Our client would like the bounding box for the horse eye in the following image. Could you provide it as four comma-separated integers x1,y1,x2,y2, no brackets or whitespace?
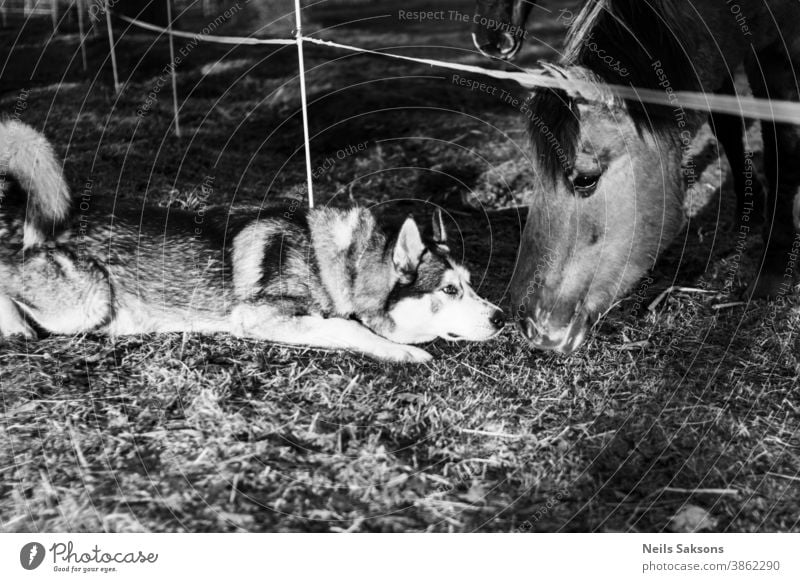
572,174,600,197
441,285,459,296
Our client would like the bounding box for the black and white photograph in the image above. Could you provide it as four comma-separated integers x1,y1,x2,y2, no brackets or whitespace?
0,0,799,578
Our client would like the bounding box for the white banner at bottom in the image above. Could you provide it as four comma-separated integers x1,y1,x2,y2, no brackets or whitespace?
1,533,798,581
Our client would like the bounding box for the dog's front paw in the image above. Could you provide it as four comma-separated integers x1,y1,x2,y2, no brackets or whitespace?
373,343,433,363
0,315,36,339
0,300,36,339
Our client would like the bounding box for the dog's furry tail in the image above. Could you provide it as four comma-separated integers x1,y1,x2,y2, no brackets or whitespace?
0,119,71,247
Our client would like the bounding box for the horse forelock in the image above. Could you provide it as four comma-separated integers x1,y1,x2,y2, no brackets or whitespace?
526,88,576,183
525,66,619,182
525,66,680,184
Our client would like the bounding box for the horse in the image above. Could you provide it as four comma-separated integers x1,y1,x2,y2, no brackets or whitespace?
496,0,799,354
472,0,763,233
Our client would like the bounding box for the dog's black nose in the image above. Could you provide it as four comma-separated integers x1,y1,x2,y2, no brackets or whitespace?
490,310,506,329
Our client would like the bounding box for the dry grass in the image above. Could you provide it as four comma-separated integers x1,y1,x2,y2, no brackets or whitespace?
1,0,799,532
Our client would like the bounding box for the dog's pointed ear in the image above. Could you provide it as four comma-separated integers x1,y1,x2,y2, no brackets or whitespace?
393,216,425,279
431,209,447,245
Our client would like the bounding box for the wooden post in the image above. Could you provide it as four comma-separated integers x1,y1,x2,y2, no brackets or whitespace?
165,0,180,137
104,0,120,92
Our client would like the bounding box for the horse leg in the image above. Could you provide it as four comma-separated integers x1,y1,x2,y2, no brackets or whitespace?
744,50,800,299
708,75,765,230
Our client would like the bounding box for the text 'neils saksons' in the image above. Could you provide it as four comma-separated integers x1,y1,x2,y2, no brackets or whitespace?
643,544,724,554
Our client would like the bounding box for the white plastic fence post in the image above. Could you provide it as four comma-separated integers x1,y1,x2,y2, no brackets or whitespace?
76,0,88,71
104,0,120,92
294,0,314,209
165,0,181,137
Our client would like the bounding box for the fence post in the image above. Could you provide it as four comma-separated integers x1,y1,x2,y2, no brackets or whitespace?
76,0,88,71
165,0,180,137
294,0,314,209
104,0,120,92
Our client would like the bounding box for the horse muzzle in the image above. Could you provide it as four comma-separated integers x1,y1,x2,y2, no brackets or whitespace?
471,31,522,60
517,308,591,355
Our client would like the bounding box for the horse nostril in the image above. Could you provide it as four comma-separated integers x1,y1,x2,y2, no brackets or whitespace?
478,42,500,58
490,310,506,329
517,317,536,341
498,32,517,55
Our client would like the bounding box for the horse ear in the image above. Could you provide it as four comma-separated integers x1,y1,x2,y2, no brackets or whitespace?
431,209,447,245
393,216,425,278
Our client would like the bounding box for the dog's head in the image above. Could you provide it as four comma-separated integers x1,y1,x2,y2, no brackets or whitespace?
383,210,505,344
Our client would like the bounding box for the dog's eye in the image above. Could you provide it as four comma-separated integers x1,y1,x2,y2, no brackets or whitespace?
571,173,600,197
441,285,459,296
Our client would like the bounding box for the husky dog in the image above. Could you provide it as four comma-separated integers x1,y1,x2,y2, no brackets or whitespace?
0,120,505,362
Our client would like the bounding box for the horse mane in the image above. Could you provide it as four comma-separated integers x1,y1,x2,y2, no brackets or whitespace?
565,0,690,90
528,0,691,181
